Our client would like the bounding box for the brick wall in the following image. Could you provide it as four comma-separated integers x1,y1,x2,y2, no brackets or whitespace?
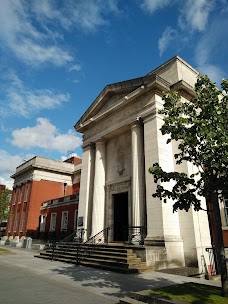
7,180,74,238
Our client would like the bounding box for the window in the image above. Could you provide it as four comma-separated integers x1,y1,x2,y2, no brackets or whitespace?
20,211,26,231
223,196,228,225
15,212,20,231
61,211,68,231
13,188,18,205
19,185,24,203
74,210,78,231
40,215,46,232
8,215,14,232
25,182,31,202
50,213,57,231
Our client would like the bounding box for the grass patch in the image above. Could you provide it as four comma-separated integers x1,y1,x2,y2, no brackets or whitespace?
0,247,14,255
150,283,228,304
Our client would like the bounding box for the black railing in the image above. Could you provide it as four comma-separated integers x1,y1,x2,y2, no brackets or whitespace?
39,229,76,242
50,227,110,263
50,231,76,261
76,227,110,265
206,246,220,276
124,226,146,245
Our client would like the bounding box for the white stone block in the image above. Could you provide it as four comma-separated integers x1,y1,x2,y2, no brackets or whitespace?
32,244,45,250
10,241,23,247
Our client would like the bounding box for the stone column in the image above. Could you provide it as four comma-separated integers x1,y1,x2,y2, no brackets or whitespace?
143,109,185,267
131,120,145,227
91,139,106,236
77,143,95,240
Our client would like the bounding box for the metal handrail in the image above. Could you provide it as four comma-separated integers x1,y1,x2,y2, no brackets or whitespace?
50,227,110,263
76,227,110,265
51,231,77,261
40,229,76,242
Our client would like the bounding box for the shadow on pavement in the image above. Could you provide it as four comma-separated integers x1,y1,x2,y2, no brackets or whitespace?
50,264,186,299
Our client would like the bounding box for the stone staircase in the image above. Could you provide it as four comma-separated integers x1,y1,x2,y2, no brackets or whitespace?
34,243,150,273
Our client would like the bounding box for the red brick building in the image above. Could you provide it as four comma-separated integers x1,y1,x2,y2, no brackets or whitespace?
39,192,79,240
7,156,81,239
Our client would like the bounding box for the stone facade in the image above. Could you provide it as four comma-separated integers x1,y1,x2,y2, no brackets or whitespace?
75,56,212,272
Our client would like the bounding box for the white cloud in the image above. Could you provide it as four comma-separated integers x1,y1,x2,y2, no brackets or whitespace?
69,64,82,72
15,40,73,66
0,1,73,67
141,0,214,31
196,64,224,85
0,0,120,67
140,0,172,13
158,27,178,56
178,0,214,32
0,149,26,189
72,79,80,84
61,153,79,162
0,72,70,118
54,0,120,31
194,11,228,84
156,0,215,56
10,118,82,154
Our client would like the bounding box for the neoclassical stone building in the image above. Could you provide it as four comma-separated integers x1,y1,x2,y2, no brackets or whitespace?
75,56,211,270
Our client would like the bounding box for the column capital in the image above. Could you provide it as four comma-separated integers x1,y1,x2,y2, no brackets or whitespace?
82,142,95,151
130,117,143,130
95,138,105,145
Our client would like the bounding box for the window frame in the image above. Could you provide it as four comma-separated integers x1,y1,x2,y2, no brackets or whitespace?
61,211,68,231
40,214,47,232
49,213,57,232
74,210,78,231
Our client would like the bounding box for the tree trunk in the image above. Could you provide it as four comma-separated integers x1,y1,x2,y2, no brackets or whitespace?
212,191,228,297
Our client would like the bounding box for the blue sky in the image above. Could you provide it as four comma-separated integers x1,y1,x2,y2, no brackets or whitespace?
0,0,227,188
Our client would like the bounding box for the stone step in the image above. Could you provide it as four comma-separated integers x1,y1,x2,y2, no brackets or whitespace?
45,248,137,259
40,248,142,263
35,254,139,273
119,297,145,303
37,251,145,269
39,249,140,261
55,244,135,254
35,243,148,273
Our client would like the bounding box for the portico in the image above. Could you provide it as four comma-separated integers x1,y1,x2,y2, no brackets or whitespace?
75,56,212,271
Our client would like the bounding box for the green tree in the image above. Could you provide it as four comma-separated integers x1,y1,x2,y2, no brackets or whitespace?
149,75,228,297
0,189,11,222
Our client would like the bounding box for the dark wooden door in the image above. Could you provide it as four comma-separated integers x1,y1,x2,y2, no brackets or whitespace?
113,192,128,241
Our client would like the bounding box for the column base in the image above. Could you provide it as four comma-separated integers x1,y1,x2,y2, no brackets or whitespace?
144,235,185,269
144,236,165,246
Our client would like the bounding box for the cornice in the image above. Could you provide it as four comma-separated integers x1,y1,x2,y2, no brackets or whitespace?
170,80,196,99
76,75,170,133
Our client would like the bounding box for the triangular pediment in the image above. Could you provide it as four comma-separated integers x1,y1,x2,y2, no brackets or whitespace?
75,73,170,131
75,55,198,133
75,78,145,127
84,88,134,121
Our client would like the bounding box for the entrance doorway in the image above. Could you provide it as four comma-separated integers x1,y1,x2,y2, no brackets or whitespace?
113,192,128,241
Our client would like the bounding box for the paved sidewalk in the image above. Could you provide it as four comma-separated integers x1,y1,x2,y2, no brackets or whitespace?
0,245,221,303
